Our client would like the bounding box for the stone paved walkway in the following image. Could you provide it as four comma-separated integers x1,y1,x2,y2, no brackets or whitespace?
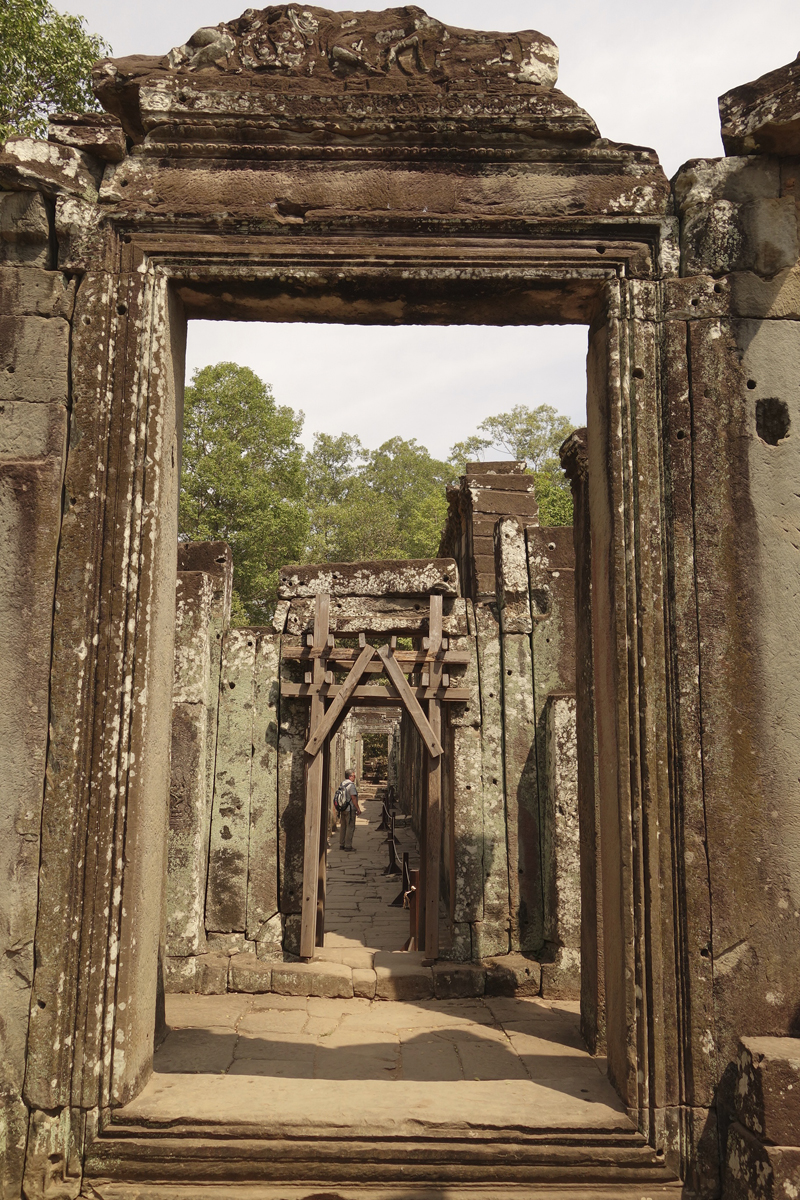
155,990,612,1092
323,786,419,952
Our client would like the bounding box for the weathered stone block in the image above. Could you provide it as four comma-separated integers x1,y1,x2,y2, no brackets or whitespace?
495,517,532,634
286,594,468,637
48,113,127,162
255,913,284,961
196,953,231,996
206,932,249,956
736,1037,800,1146
433,962,486,998
484,954,542,997
311,961,353,999
0,190,50,266
164,956,197,994
373,953,433,1001
0,316,69,404
353,967,377,999
0,136,101,198
674,156,780,213
0,265,74,318
228,953,272,994
681,196,799,278
720,55,800,157
270,961,315,997
724,1120,800,1200
279,558,458,598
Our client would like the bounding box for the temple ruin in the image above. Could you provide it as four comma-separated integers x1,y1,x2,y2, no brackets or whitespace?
2,5,800,1196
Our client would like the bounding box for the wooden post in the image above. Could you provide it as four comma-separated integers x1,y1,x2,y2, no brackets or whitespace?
425,594,443,962
300,592,329,959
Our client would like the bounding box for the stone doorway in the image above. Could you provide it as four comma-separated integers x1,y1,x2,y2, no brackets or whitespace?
4,2,760,1190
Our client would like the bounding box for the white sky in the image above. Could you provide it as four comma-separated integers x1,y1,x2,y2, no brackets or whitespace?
55,0,800,457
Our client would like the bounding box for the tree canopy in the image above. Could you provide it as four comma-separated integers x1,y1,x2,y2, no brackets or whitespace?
450,403,575,525
304,433,453,563
178,364,577,623
0,1,110,142
179,363,307,625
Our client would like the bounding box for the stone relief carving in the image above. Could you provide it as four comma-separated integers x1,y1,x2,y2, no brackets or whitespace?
166,4,559,88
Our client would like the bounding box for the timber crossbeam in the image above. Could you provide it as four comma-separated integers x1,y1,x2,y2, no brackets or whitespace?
284,683,469,701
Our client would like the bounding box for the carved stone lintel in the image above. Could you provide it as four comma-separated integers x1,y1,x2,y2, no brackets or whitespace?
161,5,560,89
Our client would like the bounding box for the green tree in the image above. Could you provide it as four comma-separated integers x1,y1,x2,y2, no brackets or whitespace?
304,433,454,563
0,1,110,142
180,363,307,625
450,403,576,526
363,436,453,556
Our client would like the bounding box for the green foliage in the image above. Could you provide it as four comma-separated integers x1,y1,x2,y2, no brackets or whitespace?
179,363,307,625
304,433,453,562
450,403,576,526
0,0,110,142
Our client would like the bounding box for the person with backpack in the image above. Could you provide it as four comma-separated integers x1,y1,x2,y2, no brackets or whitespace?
334,769,360,851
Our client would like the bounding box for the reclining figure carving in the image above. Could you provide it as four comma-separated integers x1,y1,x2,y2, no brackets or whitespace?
165,4,560,88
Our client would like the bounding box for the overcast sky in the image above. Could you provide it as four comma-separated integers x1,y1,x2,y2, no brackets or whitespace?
54,0,800,458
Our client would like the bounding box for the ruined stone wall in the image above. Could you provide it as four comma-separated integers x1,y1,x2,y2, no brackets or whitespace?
440,466,579,979
0,265,72,1193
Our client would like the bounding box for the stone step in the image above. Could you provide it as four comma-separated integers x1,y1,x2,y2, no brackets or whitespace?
216,951,545,1002
81,1185,684,1200
87,1074,676,1187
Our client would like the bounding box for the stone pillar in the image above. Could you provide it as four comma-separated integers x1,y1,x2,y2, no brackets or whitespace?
527,525,579,997
277,683,307,956
247,632,281,945
561,428,605,1051
205,629,257,932
167,570,216,956
472,603,512,959
0,266,71,1195
495,516,540,954
542,695,581,997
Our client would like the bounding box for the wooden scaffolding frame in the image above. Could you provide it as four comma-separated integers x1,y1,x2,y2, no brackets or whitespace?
283,592,469,961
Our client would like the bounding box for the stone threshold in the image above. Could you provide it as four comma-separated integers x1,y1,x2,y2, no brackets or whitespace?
167,948,547,1002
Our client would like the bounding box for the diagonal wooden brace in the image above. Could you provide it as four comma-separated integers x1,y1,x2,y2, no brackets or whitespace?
377,643,443,757
304,643,376,756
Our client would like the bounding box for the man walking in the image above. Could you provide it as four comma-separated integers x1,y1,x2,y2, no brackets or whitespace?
337,769,360,852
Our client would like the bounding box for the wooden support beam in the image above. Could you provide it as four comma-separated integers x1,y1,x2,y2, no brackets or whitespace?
376,644,443,756
281,646,471,666
282,682,469,702
425,594,444,962
304,643,377,756
300,592,329,960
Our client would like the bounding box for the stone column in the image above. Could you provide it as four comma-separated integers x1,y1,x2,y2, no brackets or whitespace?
527,525,579,997
247,632,281,946
167,570,216,957
542,694,581,997
205,629,257,933
561,428,605,1051
495,516,540,955
0,266,71,1195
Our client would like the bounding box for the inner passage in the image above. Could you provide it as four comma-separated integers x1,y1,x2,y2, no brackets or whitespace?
156,317,619,1145
323,714,421,954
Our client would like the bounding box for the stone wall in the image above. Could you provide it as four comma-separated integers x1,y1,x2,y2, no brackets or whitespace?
3,12,800,1191
438,468,579,977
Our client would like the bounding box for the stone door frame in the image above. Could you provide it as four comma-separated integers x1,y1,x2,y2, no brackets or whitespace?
26,217,710,1183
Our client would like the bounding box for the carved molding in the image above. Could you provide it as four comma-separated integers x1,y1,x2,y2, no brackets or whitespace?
165,4,560,89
